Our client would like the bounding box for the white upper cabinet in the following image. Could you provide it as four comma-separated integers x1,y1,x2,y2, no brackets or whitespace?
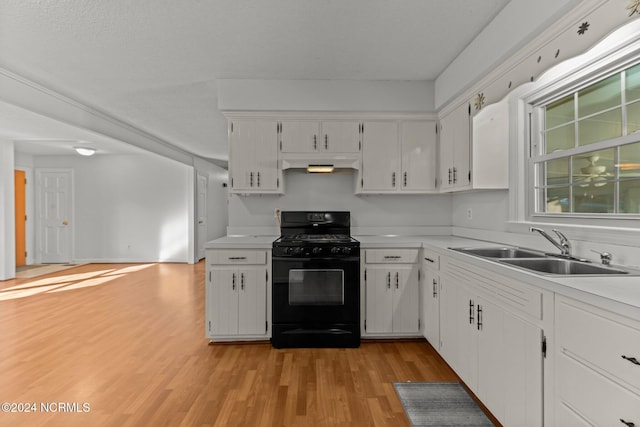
360,121,399,192
279,120,319,153
229,119,282,194
438,98,509,193
401,121,437,192
471,99,509,189
279,120,361,154
320,121,361,153
359,119,437,194
439,103,471,192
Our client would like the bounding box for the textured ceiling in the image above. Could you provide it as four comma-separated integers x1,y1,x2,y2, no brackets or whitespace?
0,0,511,161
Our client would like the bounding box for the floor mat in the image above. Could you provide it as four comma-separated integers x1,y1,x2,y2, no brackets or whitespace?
394,382,494,426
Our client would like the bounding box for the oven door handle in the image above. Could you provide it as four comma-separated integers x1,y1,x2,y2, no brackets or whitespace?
272,256,360,263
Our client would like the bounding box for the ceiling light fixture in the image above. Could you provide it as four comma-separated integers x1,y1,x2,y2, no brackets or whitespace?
74,146,96,156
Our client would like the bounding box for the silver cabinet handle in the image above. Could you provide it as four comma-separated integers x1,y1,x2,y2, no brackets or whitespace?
403,172,407,187
477,304,483,331
257,172,260,187
232,273,236,290
324,134,328,150
453,167,458,184
395,272,399,289
448,168,452,184
432,279,438,297
392,172,396,187
387,272,391,289
313,135,317,150
424,257,435,263
383,255,401,259
469,300,475,324
249,172,254,187
240,273,245,290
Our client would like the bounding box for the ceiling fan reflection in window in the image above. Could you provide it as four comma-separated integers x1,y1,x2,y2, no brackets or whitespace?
575,154,613,187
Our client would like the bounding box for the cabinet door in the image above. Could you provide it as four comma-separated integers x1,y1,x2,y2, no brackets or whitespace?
364,267,394,333
280,120,320,153
439,104,470,191
321,121,361,153
210,268,239,335
438,276,458,367
423,267,440,349
229,120,256,191
361,121,399,191
455,282,479,391
501,310,544,427
476,297,505,422
237,268,267,335
452,107,471,188
254,120,280,191
392,265,420,334
401,121,437,191
229,119,279,192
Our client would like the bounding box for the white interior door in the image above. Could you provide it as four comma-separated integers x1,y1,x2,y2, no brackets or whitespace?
196,172,208,261
36,169,73,264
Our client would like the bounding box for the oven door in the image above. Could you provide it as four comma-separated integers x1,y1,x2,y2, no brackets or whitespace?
272,255,359,324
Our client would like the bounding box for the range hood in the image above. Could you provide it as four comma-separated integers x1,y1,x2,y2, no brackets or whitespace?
281,153,360,172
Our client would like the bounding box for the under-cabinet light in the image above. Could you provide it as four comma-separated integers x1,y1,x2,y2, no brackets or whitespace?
306,164,334,173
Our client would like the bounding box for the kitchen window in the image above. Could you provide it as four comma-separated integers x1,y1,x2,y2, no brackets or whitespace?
530,62,640,216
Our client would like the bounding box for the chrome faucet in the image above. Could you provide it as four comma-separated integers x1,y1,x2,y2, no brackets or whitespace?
530,227,572,257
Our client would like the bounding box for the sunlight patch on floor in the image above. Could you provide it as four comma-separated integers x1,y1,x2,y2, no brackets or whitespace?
0,264,156,301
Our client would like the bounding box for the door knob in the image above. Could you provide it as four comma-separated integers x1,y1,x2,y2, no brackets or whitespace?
62,221,69,225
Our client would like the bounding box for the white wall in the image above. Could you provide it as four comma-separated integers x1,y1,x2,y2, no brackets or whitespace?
0,141,15,280
217,79,435,112
452,190,510,231
31,153,192,263
193,157,229,242
228,170,452,235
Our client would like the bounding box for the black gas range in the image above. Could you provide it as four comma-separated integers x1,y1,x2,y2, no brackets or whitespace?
271,211,360,348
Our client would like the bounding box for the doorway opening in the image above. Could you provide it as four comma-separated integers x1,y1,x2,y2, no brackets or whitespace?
14,170,26,267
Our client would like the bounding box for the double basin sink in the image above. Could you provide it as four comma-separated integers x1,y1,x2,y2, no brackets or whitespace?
450,246,634,276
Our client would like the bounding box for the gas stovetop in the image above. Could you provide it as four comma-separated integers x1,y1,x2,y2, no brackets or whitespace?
273,234,358,245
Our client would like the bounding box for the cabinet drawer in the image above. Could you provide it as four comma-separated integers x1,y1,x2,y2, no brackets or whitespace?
207,249,268,265
557,353,640,426
365,249,419,264
556,298,640,390
422,249,440,270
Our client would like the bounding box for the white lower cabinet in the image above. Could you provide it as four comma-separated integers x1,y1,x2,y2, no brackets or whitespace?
555,296,640,426
422,249,440,349
440,254,546,427
205,249,270,341
362,249,421,337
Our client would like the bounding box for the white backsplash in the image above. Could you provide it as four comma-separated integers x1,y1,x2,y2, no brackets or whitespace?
228,170,453,230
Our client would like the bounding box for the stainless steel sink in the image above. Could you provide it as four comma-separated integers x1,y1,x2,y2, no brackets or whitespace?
499,258,630,275
451,247,546,259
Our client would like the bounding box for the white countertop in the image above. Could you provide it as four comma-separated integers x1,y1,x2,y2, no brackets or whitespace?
205,235,278,249
205,234,640,320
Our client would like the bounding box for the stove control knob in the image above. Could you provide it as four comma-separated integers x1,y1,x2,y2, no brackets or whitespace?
292,247,302,255
331,247,339,254
342,247,352,254
312,247,322,255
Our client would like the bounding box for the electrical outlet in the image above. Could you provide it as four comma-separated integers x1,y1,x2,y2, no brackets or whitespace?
466,208,473,220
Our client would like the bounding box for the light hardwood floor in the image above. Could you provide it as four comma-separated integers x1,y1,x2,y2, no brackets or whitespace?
0,262,497,427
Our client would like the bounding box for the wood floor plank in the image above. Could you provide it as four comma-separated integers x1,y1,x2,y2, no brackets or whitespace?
0,262,498,426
